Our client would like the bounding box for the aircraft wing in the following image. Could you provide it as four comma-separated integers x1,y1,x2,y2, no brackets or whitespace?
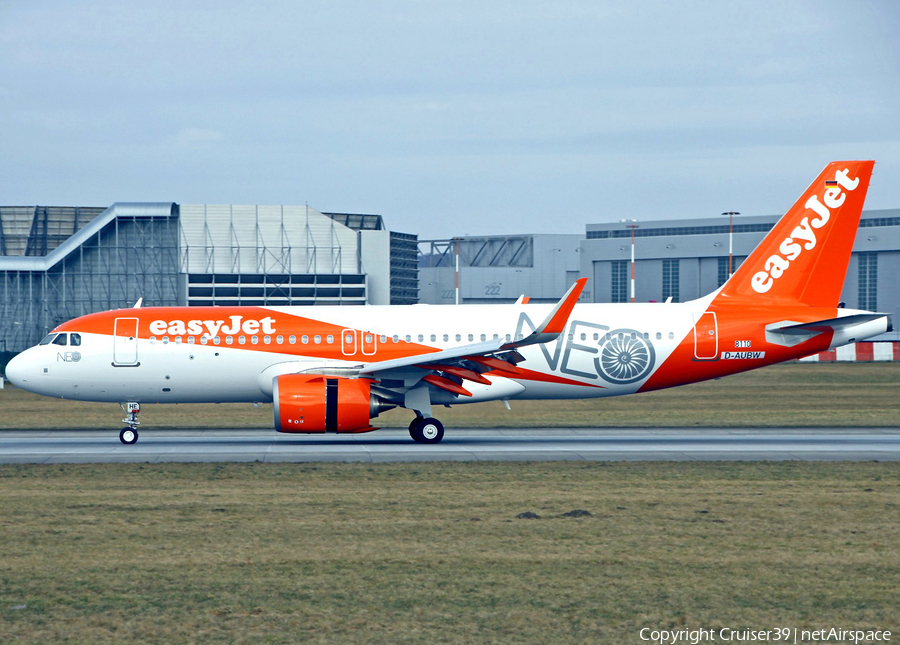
356,278,587,396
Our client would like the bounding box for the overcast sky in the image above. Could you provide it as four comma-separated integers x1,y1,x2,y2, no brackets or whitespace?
1,1,898,239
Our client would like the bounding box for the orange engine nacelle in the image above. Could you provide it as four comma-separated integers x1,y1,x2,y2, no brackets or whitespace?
273,374,376,433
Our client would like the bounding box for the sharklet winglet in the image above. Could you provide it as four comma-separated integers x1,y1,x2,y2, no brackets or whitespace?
501,277,586,350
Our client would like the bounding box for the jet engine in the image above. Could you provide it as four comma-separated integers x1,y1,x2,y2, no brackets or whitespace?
273,374,388,433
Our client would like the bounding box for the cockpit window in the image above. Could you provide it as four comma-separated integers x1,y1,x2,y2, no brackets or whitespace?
39,334,58,346
70,333,82,346
52,334,68,346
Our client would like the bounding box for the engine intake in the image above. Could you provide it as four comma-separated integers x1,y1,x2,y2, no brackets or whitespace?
273,374,381,433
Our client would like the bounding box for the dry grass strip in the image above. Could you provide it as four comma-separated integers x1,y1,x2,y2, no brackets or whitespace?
0,461,897,643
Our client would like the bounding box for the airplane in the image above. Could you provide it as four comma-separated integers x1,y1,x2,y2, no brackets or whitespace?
4,160,891,445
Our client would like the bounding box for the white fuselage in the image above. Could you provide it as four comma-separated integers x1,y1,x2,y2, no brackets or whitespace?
7,300,701,404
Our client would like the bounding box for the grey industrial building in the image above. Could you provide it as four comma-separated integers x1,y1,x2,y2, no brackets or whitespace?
2,200,898,361
418,234,583,305
0,203,417,355
417,209,900,341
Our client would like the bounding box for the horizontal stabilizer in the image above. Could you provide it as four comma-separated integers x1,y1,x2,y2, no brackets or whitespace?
771,313,889,336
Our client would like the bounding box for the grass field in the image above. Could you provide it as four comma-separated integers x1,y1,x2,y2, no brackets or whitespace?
1,362,898,430
0,461,897,643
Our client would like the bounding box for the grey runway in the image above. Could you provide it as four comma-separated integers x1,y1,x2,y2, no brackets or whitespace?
1,428,899,463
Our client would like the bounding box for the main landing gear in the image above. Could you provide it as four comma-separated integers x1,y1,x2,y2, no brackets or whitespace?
408,416,444,444
119,402,141,445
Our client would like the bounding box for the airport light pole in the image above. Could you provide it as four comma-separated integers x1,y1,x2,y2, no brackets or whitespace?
621,220,639,303
722,211,739,277
454,237,460,305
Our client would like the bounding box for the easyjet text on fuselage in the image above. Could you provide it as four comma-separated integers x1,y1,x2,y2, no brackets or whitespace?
148,315,277,338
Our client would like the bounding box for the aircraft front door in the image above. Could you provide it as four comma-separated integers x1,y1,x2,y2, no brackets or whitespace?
114,317,139,366
692,312,718,361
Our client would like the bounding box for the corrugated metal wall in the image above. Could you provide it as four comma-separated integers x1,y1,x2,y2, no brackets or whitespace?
179,204,359,275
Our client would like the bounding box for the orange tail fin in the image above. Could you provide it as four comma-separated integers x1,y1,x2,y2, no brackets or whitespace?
717,160,874,307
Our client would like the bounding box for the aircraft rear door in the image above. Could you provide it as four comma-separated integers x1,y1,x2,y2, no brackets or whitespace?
113,317,140,366
692,312,718,361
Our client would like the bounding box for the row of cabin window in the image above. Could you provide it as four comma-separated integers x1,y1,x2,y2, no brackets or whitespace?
145,330,677,347
149,335,335,346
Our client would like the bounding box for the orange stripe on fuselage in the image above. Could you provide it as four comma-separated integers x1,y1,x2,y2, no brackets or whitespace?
54,307,439,363
639,304,836,393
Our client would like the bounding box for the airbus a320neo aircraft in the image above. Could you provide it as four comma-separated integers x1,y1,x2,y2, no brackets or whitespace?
5,161,891,445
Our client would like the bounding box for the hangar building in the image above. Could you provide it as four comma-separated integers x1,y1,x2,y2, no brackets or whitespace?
418,234,582,305
0,203,417,354
418,210,899,341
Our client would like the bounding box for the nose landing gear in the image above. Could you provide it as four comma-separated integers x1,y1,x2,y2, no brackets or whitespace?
119,402,141,445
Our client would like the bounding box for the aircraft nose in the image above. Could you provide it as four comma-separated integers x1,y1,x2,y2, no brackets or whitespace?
4,351,28,388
